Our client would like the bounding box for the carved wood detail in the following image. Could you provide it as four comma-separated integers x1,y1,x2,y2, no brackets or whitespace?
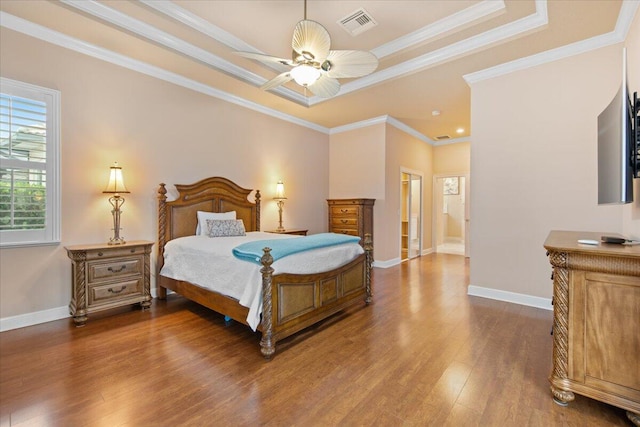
157,177,373,359
544,231,640,421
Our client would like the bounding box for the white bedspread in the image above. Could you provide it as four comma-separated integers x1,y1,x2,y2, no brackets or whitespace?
160,231,364,331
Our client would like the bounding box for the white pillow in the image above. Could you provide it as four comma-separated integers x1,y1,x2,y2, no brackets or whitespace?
195,210,236,235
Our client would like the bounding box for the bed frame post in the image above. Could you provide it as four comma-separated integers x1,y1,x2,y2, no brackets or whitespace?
259,247,275,359
157,183,168,300
364,233,373,304
255,190,261,231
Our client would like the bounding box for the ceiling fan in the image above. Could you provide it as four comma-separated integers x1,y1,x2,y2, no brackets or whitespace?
235,1,378,98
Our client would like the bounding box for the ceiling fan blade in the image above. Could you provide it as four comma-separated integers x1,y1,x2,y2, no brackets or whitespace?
292,20,330,63
235,51,294,66
307,75,340,98
261,72,293,91
323,50,379,78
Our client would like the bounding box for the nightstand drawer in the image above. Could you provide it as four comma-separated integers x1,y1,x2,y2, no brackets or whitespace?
331,217,358,227
88,257,143,282
89,279,143,305
330,206,359,216
84,245,147,261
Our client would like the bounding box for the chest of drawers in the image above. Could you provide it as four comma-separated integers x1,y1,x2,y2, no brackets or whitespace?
66,240,153,326
327,199,374,247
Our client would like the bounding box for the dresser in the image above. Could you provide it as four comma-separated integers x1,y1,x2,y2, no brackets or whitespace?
544,231,639,426
66,240,153,326
327,199,374,247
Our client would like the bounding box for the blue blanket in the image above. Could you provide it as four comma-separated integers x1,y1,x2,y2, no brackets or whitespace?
232,232,360,264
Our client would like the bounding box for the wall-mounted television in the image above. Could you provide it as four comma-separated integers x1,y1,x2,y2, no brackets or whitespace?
597,48,638,205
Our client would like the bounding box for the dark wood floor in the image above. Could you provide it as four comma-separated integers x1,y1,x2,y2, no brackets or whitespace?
0,254,632,426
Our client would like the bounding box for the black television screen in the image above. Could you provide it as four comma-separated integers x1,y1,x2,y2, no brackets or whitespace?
597,49,634,205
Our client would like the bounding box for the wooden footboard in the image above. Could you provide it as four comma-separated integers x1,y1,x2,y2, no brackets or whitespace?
259,234,373,359
157,177,373,359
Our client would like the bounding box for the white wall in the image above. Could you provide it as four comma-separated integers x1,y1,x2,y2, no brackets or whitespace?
469,42,638,304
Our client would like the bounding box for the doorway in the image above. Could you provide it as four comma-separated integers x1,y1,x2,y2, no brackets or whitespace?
400,170,423,261
433,174,468,256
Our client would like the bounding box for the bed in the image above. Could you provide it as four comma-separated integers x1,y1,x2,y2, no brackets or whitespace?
157,176,373,359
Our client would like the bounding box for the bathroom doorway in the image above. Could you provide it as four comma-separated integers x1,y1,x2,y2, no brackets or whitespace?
400,170,423,261
433,174,469,256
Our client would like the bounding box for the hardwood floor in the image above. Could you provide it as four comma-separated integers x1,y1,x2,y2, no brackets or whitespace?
0,254,632,426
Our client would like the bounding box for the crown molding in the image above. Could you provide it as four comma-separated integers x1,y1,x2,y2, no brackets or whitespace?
371,0,506,59
74,0,525,105
308,0,548,105
463,0,637,84
433,136,472,146
0,12,328,134
139,0,290,75
329,115,437,145
60,0,309,106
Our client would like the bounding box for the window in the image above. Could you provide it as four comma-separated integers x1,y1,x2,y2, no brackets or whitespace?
1,78,60,247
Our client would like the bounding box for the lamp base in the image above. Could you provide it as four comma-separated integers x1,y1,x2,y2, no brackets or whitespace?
108,237,126,245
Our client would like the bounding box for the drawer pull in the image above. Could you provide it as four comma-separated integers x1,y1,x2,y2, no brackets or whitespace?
340,209,348,213
130,249,135,253
341,219,348,224
108,286,127,294
108,265,127,273
98,252,103,257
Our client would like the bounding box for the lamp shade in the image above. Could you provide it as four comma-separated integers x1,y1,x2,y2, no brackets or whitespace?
275,180,286,199
103,162,130,194
290,65,321,86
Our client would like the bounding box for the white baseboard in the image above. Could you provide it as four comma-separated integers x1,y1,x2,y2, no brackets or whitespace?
0,305,70,332
373,258,401,268
467,285,552,311
0,287,175,333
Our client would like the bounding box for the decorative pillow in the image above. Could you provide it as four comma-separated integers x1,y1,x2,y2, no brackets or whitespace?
206,219,246,237
195,210,236,235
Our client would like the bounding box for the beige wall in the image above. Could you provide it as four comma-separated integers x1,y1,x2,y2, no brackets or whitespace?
0,29,330,320
329,123,433,262
469,42,638,300
433,142,471,175
623,10,640,236
329,123,386,201
383,124,434,260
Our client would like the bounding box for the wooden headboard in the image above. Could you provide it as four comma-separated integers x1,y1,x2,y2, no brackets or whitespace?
157,176,261,271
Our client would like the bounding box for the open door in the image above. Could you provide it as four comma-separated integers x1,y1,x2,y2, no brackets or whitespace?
401,171,423,260
433,174,469,256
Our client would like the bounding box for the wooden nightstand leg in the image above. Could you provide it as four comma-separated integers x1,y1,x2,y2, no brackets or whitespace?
140,299,151,310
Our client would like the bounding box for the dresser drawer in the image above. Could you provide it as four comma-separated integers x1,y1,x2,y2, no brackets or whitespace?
89,279,143,306
331,217,358,228
332,228,360,237
330,206,359,216
88,256,143,282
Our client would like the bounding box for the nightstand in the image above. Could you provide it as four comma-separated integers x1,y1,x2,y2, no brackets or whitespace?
66,240,153,326
264,229,308,236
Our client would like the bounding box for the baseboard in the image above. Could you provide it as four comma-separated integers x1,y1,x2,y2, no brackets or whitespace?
0,305,70,332
0,287,177,332
373,257,401,269
467,285,552,311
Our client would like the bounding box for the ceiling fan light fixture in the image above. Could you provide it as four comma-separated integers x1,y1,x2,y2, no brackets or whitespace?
290,64,321,86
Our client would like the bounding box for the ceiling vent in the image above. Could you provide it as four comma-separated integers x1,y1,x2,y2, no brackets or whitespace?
436,135,451,140
338,8,378,36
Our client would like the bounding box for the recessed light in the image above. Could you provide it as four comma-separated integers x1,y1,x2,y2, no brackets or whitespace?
456,128,464,134
432,110,441,116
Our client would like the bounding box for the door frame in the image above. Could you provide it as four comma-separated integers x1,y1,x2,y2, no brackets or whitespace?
400,167,424,260
432,172,470,257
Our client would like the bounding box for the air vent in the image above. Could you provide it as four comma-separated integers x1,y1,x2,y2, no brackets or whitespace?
436,135,451,140
338,8,378,36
